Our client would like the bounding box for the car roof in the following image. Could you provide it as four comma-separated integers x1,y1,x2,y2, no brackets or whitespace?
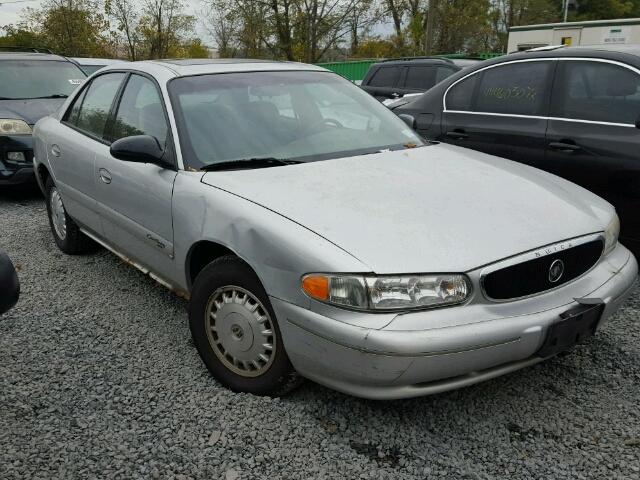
99,58,328,78
0,52,72,62
371,57,456,67
507,44,640,59
70,57,128,65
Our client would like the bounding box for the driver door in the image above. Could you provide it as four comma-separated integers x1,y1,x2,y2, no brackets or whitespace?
92,73,178,281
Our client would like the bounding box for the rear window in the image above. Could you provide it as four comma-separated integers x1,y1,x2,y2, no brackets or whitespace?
0,60,86,99
368,67,400,88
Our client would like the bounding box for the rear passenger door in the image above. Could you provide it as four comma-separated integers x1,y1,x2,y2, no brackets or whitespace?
52,72,126,235
441,60,555,169
362,66,402,101
93,73,178,281
546,59,640,252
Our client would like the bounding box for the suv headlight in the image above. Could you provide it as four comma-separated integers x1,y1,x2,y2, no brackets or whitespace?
0,119,32,135
302,273,471,311
603,214,620,256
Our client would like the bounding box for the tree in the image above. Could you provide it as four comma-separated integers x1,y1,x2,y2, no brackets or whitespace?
105,0,141,60
138,0,196,59
489,0,559,51
571,0,636,20
25,0,111,57
0,25,44,49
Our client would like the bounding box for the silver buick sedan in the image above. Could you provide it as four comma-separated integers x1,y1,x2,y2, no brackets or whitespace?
33,59,638,399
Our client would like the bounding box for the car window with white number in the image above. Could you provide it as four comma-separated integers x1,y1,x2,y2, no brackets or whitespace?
446,61,552,116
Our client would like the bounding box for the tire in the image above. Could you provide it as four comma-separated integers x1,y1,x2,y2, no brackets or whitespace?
45,177,95,255
189,255,302,396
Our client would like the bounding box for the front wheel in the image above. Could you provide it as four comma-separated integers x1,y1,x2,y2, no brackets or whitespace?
189,255,301,396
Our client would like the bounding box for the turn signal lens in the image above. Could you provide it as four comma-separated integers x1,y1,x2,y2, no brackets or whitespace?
302,275,329,301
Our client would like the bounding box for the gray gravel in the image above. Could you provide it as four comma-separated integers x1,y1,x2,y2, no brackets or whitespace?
1,189,639,480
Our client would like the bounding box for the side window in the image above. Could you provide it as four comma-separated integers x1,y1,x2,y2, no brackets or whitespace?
65,88,88,126
112,74,168,145
404,66,436,90
368,67,400,88
446,74,479,111
475,61,552,115
552,60,640,124
75,73,126,139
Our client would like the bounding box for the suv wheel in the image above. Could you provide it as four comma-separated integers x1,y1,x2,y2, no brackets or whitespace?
45,177,95,254
189,255,302,396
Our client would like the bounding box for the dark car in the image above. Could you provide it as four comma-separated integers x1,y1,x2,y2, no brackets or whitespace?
361,57,461,101
396,45,640,256
0,250,19,315
0,51,86,186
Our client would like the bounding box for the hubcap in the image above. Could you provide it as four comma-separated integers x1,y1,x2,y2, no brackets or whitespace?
205,286,276,377
50,188,67,240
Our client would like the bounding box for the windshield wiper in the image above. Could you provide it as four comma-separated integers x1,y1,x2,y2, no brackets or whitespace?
200,157,301,172
28,94,69,99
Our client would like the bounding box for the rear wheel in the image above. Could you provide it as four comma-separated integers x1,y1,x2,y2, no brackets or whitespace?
189,255,301,396
45,177,95,255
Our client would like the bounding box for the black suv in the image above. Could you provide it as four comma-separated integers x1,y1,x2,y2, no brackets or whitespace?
0,49,86,186
361,57,461,101
396,45,640,256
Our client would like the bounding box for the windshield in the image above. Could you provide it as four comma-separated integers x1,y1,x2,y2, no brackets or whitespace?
0,60,86,99
168,70,425,168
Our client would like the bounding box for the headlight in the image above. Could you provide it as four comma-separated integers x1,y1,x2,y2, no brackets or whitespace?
302,273,471,311
603,214,620,256
0,119,32,135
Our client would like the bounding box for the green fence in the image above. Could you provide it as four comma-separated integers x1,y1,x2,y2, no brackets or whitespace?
317,53,503,82
315,60,376,83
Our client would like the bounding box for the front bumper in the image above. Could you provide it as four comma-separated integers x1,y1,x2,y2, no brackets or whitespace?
272,243,638,400
0,134,35,186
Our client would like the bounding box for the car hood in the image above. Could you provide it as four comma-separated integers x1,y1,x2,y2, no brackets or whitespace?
0,98,66,126
202,144,613,273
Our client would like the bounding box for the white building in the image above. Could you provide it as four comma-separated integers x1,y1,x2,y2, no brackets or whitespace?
508,18,640,52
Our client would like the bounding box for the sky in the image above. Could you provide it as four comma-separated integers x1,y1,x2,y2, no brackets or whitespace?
0,0,213,43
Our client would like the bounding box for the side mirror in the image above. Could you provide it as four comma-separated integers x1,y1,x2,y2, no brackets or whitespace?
398,113,416,130
0,251,20,316
110,135,170,168
635,114,640,129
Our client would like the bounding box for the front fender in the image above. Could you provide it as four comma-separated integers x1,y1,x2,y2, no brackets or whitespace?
171,172,371,309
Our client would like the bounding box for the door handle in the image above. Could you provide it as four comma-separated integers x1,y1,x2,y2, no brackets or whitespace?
51,144,61,157
549,141,581,152
98,168,112,184
446,129,468,140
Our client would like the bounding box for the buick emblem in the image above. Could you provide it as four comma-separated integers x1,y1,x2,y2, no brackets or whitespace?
548,259,565,283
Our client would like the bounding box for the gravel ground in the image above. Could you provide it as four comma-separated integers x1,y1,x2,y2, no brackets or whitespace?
1,188,639,480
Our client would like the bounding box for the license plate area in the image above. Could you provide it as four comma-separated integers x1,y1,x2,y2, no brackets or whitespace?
536,303,604,358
